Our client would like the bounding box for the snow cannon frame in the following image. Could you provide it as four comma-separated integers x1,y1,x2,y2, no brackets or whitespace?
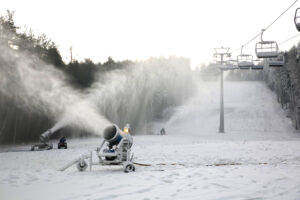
59,124,135,173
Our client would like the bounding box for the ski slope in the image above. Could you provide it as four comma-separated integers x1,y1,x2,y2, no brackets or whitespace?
164,81,296,140
1,81,300,200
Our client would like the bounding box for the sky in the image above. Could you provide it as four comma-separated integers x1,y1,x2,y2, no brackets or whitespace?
1,0,300,68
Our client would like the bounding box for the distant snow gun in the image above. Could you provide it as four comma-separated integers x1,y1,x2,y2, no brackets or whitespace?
59,123,135,173
30,129,55,151
40,129,54,143
160,128,166,135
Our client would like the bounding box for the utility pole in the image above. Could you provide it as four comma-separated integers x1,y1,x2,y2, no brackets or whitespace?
70,46,73,63
213,47,231,133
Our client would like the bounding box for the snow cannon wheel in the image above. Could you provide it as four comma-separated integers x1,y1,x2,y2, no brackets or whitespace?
123,163,135,173
77,160,88,172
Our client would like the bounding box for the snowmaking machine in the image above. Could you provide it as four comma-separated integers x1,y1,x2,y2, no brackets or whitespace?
30,129,54,151
59,124,135,173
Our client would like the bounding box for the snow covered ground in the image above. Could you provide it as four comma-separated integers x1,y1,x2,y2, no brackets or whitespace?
1,81,300,200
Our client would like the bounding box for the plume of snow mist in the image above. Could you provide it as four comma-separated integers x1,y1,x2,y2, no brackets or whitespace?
0,24,196,139
52,100,110,135
0,34,110,138
87,57,197,134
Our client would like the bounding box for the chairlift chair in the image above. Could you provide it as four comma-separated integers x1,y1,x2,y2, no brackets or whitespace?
220,59,239,70
255,29,279,58
268,52,285,67
238,55,253,69
295,8,300,31
237,46,253,70
252,59,264,70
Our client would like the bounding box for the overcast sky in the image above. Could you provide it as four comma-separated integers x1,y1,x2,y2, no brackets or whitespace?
1,0,300,67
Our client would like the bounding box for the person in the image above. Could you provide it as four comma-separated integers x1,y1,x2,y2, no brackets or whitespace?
160,128,166,135
58,136,67,149
59,136,66,143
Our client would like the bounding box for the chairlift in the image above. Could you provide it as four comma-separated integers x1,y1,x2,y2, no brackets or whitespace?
220,59,239,70
255,29,279,58
213,53,220,64
237,46,253,69
252,59,264,70
227,59,238,67
268,52,285,67
213,49,231,64
295,8,300,31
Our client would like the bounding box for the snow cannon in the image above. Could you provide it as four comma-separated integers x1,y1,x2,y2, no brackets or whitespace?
39,129,53,143
30,129,54,151
60,124,135,173
103,124,133,149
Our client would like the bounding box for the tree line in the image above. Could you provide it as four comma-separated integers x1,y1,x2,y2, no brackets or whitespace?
263,46,300,129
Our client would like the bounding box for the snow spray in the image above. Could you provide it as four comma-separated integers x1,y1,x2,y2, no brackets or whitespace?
0,34,110,137
0,26,197,139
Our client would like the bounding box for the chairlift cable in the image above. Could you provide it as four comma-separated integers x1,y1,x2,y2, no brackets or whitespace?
264,0,298,31
241,33,261,49
279,33,300,45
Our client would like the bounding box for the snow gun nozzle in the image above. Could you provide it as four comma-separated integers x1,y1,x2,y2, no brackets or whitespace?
39,129,53,143
103,124,132,147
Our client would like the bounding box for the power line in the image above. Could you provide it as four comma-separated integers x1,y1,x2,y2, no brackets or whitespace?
230,0,298,54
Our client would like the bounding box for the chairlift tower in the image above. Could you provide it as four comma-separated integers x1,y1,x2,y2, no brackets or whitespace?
214,47,231,133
